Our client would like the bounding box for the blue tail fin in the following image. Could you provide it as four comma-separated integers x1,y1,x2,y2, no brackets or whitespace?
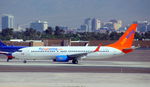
0,41,6,46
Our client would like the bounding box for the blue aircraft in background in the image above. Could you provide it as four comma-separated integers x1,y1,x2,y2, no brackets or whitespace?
0,41,26,62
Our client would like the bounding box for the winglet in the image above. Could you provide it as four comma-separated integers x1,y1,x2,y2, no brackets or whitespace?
94,43,102,52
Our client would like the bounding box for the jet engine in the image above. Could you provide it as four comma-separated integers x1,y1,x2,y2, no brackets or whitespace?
53,55,69,62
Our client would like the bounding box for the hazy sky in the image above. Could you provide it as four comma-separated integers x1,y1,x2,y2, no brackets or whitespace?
0,0,150,28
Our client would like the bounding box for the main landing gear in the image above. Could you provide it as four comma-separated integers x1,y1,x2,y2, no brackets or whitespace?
72,58,78,64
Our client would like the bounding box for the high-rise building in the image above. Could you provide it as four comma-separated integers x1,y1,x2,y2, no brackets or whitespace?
103,22,114,30
84,18,92,32
92,18,101,32
114,20,122,30
147,24,150,32
110,19,122,30
133,21,148,32
30,20,48,32
79,24,88,32
1,14,14,29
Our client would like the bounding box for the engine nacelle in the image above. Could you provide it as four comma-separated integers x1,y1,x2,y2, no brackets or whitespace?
54,55,69,62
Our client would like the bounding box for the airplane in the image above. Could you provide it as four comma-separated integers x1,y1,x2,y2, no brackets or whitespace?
0,24,138,64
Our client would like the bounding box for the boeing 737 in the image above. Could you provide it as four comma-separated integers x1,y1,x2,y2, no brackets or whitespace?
0,24,138,64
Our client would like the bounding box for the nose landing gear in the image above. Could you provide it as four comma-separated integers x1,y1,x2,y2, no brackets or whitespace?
23,60,27,63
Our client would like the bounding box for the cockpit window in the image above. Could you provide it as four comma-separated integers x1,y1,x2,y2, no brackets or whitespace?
17,50,22,52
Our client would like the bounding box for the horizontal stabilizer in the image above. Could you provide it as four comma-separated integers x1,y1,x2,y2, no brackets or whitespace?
122,48,133,54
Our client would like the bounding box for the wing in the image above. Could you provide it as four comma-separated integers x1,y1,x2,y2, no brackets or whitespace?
68,43,102,59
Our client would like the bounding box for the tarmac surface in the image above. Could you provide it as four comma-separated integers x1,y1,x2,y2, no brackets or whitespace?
0,60,150,73
0,73,150,87
0,49,150,87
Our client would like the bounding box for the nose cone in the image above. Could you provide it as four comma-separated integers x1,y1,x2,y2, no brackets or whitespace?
12,52,24,59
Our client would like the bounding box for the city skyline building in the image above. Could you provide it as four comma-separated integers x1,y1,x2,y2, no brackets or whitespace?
147,24,150,32
79,24,88,32
103,22,114,30
30,20,48,32
133,21,149,32
92,18,101,32
114,20,122,30
109,19,122,30
84,18,92,32
1,14,14,29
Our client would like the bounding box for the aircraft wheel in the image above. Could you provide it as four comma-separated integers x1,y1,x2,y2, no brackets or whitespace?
23,60,27,63
53,59,56,62
7,58,10,62
72,58,78,64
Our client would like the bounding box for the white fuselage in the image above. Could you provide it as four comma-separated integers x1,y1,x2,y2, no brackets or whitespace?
12,46,124,60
